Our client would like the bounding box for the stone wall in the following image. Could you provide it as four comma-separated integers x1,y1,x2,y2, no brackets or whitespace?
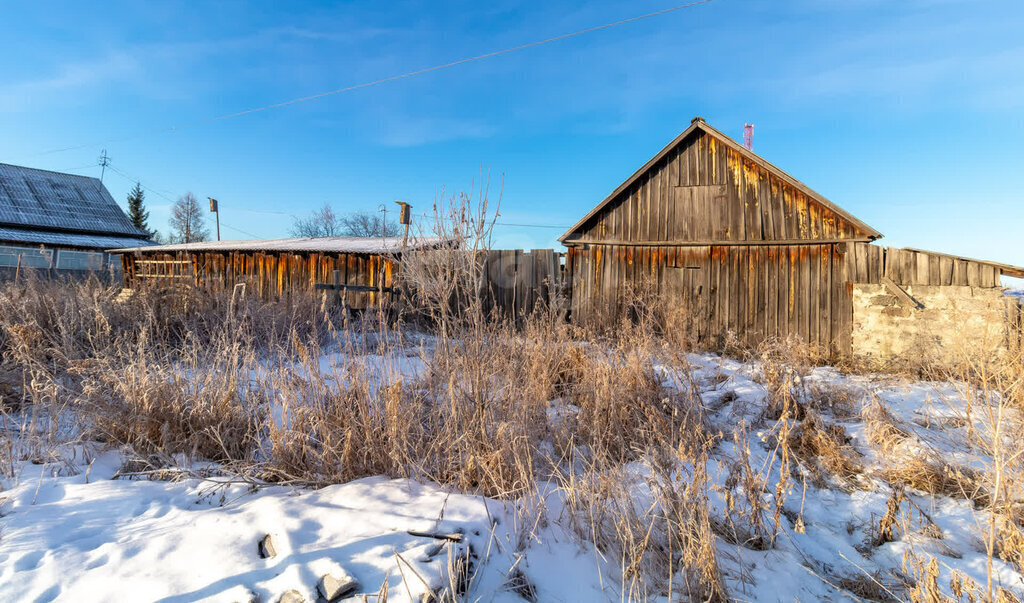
852,284,1019,363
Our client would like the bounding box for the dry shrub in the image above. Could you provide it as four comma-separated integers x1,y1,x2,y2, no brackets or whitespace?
863,400,911,453
70,337,266,462
805,382,859,419
995,514,1024,574
880,455,986,505
568,345,677,464
716,427,776,551
559,451,724,602
787,411,863,487
836,573,902,602
906,556,944,603
905,556,1022,603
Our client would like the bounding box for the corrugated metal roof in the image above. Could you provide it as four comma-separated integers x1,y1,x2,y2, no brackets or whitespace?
0,225,157,249
0,163,150,238
109,236,454,255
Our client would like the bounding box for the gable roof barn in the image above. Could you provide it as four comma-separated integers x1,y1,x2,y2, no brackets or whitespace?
559,117,882,245
0,163,153,249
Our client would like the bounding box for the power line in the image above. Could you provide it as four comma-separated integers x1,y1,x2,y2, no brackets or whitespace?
58,163,102,173
104,164,265,239
36,0,717,156
496,221,567,229
410,211,568,230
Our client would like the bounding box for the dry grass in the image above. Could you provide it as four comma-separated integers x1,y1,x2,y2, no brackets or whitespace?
786,410,863,487
2,199,1023,601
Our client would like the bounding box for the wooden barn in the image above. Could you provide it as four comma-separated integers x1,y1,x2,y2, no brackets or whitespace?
559,117,1024,355
110,236,449,309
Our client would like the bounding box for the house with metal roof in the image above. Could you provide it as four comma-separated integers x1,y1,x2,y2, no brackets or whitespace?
0,163,153,275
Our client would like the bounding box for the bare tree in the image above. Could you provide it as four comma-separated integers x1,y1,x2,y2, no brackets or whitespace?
169,192,210,244
339,211,400,237
290,205,399,238
289,203,344,237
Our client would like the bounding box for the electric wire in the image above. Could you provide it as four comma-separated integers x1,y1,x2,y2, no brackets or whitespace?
36,0,717,156
105,164,265,239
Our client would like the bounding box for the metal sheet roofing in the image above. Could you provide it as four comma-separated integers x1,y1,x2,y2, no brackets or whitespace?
0,225,157,249
0,163,150,238
109,236,453,255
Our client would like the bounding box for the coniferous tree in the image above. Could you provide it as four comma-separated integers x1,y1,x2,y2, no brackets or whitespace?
126,183,151,236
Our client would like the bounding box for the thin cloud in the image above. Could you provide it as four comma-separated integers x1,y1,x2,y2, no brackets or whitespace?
374,116,496,147
0,53,140,111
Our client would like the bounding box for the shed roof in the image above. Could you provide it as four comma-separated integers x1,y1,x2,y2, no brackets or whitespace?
0,226,159,250
0,163,151,242
109,236,453,255
559,117,882,243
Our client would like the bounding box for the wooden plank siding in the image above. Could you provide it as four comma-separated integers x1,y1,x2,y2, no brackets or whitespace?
567,242,852,354
847,243,1010,288
563,131,874,246
126,248,567,318
124,250,395,309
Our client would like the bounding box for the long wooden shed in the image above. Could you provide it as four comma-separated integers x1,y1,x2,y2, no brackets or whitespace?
110,236,449,309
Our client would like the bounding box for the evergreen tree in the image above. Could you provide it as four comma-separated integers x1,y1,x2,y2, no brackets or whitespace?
126,183,151,237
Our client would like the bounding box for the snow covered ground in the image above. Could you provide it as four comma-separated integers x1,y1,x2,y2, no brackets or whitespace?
1,350,1021,602
0,449,604,603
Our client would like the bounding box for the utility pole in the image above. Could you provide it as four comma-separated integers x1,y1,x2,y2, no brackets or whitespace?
208,197,221,241
98,149,111,182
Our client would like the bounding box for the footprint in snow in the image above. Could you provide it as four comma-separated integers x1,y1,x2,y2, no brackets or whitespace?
84,552,110,570
14,550,45,572
32,583,61,603
31,483,66,505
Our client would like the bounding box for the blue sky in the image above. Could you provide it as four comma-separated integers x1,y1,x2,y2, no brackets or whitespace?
1,0,1022,276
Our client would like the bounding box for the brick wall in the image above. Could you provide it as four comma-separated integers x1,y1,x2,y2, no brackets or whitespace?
852,284,1016,363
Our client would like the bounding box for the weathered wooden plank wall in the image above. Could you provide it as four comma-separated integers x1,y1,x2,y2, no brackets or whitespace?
567,242,851,353
124,250,394,309
566,130,873,245
481,249,565,320
124,248,567,318
846,243,1003,287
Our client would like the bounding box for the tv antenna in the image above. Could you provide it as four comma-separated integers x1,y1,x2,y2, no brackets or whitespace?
98,149,111,182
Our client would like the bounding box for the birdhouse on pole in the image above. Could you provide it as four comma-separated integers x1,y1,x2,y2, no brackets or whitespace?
394,201,411,225
394,201,411,251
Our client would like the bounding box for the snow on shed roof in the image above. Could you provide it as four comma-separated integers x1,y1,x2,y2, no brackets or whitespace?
109,236,454,255
0,226,157,250
0,163,150,239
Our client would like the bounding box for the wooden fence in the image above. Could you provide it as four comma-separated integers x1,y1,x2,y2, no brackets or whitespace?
120,243,1018,356
122,247,566,318
481,249,566,320
846,243,1004,287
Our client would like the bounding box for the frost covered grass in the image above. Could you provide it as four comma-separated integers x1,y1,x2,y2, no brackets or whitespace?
2,274,1022,602
1,188,1022,602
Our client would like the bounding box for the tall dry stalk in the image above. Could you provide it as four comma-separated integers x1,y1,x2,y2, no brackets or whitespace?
941,342,1024,600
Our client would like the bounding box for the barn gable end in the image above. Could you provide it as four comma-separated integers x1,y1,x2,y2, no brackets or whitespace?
559,118,881,245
